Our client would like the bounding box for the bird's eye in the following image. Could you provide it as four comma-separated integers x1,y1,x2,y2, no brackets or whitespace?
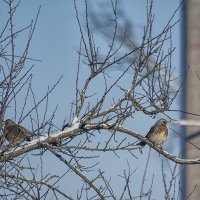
162,121,167,125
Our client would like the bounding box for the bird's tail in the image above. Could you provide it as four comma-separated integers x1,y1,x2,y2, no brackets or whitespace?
137,141,146,146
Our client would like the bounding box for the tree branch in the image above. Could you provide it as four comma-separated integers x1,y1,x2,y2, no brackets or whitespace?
1,121,200,165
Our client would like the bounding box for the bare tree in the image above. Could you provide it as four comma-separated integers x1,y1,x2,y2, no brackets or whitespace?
0,0,198,199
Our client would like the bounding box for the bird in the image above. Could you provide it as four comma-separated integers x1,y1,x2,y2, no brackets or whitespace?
137,119,168,147
3,119,34,145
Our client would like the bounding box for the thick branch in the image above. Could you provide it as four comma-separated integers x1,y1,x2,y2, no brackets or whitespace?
0,122,80,162
1,122,200,165
84,123,200,165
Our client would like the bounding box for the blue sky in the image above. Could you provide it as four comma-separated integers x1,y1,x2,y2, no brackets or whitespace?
1,0,182,199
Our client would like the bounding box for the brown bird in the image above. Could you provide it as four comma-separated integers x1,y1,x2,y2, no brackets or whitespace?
138,119,168,146
3,119,33,145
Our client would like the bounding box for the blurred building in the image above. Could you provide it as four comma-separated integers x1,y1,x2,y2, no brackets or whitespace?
184,0,200,199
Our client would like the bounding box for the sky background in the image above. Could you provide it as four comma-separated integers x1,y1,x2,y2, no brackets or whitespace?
1,0,182,199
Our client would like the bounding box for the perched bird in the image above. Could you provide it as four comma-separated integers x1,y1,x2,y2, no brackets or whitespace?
3,119,33,145
137,119,168,147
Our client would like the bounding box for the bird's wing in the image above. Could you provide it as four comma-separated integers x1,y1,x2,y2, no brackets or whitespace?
9,125,21,136
165,127,168,136
145,125,158,138
18,125,33,137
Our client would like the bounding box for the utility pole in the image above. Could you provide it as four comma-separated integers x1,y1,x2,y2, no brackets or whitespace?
185,0,200,198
